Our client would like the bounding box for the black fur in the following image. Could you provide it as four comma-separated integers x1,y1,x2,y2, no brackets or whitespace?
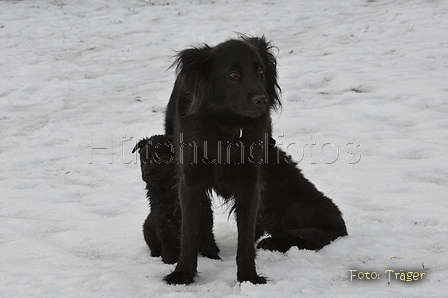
138,36,348,285
255,139,348,252
163,36,280,285
136,135,347,258
132,135,220,264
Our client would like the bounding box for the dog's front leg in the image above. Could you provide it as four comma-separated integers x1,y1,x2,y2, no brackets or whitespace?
234,173,267,284
164,177,204,285
199,196,220,260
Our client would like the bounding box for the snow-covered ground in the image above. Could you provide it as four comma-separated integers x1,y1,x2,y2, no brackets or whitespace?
1,0,447,297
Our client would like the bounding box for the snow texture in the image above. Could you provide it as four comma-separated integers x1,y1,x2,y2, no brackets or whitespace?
1,0,447,297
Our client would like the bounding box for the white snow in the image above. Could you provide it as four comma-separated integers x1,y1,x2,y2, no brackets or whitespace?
1,0,448,297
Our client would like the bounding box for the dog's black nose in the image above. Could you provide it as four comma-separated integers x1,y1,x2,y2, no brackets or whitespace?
252,94,267,107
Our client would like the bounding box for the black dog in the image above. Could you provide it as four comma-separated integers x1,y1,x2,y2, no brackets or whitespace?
136,135,347,256
132,135,220,264
255,139,348,252
163,36,281,285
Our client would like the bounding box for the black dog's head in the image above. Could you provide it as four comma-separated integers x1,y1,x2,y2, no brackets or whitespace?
173,35,281,118
132,135,175,185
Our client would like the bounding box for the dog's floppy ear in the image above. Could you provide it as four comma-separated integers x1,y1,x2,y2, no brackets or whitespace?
173,45,213,115
243,36,281,110
132,138,149,154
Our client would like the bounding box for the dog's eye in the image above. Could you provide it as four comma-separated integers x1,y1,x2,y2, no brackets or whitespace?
228,71,240,79
257,68,264,76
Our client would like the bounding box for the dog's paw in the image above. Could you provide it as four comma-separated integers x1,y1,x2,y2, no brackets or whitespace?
161,250,180,264
286,228,332,250
238,274,267,285
257,237,278,251
257,237,291,253
200,243,221,260
150,250,161,258
164,270,196,285
201,250,221,260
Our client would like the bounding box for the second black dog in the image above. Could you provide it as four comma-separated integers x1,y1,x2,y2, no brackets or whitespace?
255,139,348,252
133,135,220,264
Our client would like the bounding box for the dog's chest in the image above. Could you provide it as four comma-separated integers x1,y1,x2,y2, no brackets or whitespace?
199,142,264,166
211,163,259,199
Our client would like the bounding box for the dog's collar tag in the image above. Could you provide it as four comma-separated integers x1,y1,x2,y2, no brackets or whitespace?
239,128,243,138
